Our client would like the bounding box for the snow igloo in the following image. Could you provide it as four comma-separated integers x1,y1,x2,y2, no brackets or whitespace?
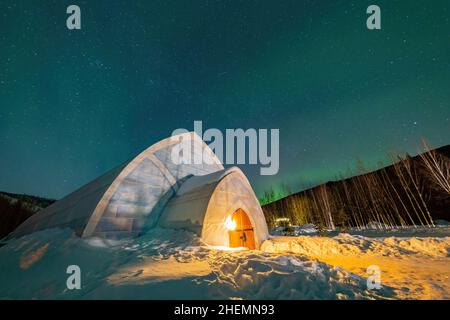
11,132,269,249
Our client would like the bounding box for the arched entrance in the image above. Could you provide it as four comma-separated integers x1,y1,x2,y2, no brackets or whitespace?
228,208,256,249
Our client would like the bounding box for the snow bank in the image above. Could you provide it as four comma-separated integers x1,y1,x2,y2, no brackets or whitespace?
0,227,395,300
203,251,394,299
261,233,450,299
261,234,450,258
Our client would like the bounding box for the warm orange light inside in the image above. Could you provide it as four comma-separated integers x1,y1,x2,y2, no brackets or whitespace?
225,216,236,231
227,209,256,250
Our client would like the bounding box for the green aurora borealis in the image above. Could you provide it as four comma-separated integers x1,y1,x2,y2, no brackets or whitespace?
0,0,449,199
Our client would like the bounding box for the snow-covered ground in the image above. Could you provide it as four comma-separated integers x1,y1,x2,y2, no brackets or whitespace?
263,230,450,299
0,223,449,300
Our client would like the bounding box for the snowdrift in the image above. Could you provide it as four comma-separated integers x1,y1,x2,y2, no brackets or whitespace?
262,234,450,258
0,227,395,300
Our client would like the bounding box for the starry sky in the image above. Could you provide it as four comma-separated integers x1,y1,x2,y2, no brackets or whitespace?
0,0,449,199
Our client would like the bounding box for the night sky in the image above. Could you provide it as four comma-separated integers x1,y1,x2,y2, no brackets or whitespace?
0,0,449,199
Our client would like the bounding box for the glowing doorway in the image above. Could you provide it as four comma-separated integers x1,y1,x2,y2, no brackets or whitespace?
228,209,256,249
